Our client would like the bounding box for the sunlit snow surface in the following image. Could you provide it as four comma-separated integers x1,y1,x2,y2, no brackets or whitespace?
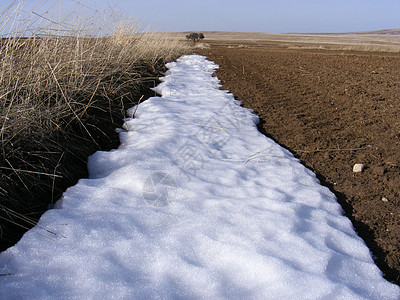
1,55,399,299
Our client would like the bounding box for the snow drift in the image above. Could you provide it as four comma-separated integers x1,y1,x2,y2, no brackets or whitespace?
0,55,399,299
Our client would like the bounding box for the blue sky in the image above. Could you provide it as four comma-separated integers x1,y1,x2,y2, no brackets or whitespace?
114,0,400,33
1,0,399,33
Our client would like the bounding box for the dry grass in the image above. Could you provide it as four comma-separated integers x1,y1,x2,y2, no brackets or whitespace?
0,1,190,248
174,31,400,53
286,43,400,53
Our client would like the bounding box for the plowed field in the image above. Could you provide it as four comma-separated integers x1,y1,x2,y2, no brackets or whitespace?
198,45,400,285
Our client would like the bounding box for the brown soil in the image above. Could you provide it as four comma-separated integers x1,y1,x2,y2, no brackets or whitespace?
197,45,400,285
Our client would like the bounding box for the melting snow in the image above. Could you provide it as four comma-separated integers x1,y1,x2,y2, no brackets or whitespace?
0,55,399,299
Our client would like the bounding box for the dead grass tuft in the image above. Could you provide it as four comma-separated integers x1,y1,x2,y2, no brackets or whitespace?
0,0,190,249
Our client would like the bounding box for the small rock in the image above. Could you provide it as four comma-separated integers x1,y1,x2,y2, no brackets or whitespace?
382,197,389,202
353,163,364,173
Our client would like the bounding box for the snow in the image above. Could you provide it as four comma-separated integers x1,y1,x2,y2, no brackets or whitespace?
1,54,399,299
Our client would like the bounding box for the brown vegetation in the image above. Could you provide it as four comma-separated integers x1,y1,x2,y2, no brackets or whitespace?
0,1,189,250
191,31,400,53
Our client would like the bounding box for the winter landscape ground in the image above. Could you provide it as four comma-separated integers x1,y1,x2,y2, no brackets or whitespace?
1,54,399,299
197,39,400,285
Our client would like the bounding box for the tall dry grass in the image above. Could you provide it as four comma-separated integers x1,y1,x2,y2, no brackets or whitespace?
0,0,190,249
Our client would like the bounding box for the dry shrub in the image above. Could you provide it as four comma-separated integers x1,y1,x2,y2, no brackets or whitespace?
0,0,190,248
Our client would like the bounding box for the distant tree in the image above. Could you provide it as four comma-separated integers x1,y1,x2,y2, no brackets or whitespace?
186,32,205,43
186,32,199,42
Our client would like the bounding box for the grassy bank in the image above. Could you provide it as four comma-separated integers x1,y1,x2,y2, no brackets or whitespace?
0,1,190,249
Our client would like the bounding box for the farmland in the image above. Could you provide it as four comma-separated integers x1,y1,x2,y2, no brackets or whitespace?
1,18,399,290
197,32,400,284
